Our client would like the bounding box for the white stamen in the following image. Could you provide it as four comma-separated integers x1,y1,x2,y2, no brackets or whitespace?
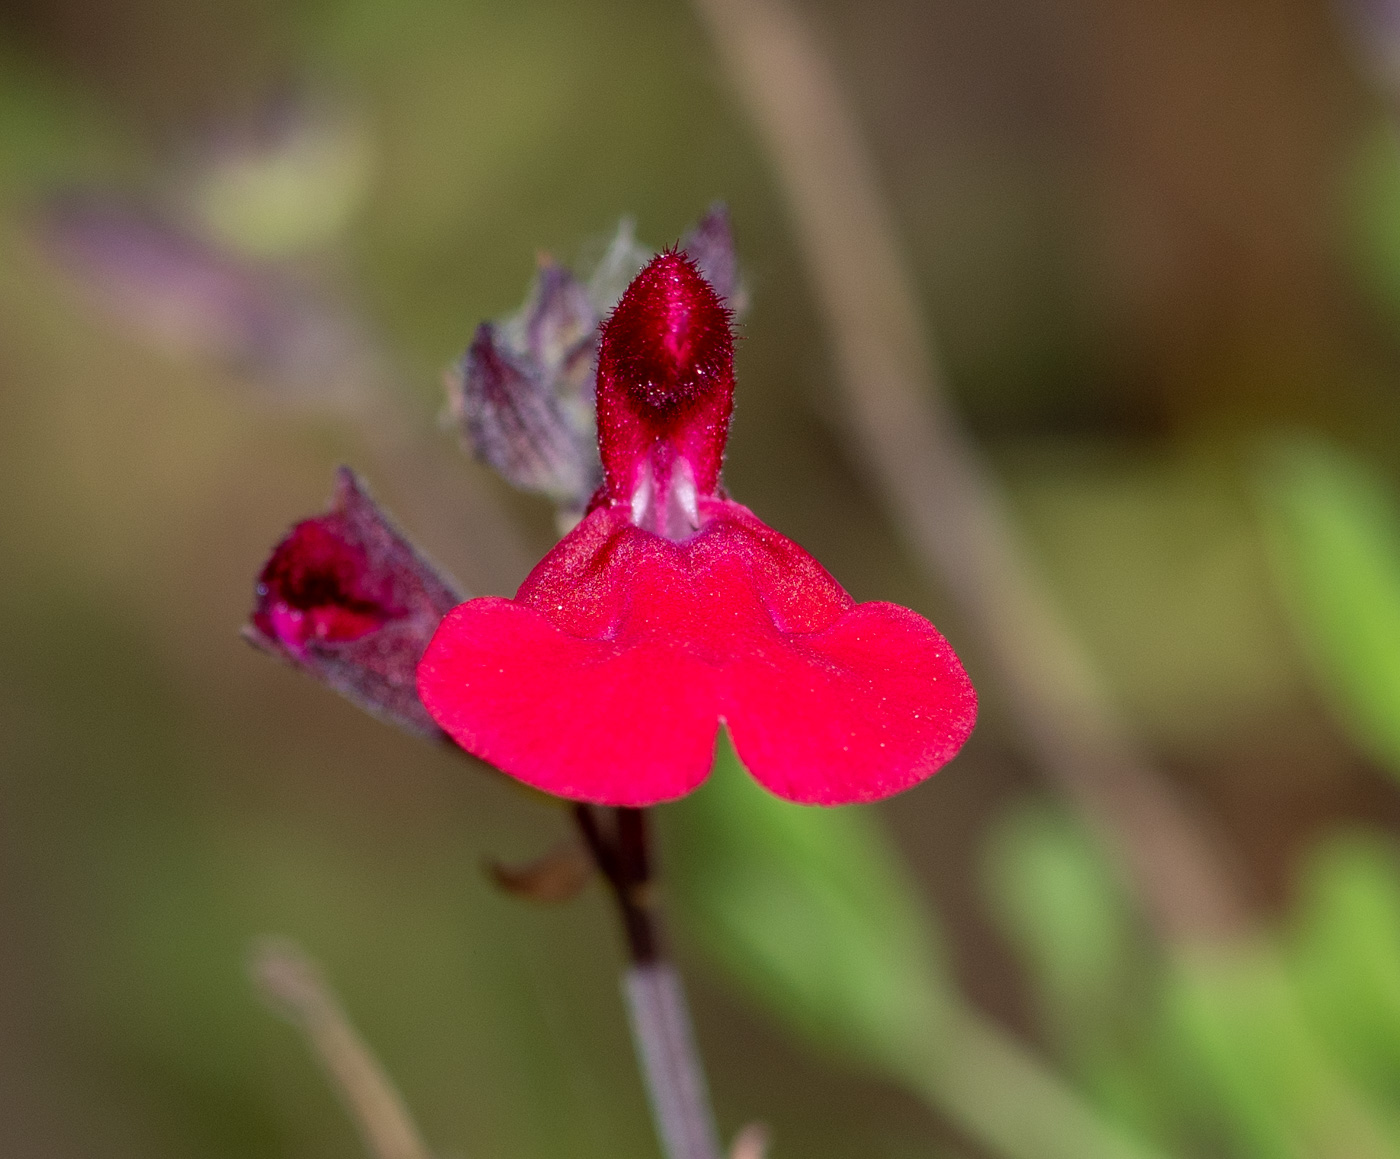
630,456,703,540
666,459,700,539
631,464,655,527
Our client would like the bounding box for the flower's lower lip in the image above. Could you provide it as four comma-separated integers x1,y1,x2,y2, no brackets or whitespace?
418,499,975,806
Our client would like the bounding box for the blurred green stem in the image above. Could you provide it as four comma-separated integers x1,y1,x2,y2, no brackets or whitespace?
575,805,723,1159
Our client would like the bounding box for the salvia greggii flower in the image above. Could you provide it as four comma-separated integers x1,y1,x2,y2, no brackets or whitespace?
418,251,976,806
445,205,744,518
246,468,463,736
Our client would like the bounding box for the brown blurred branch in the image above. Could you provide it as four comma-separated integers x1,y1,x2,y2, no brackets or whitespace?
691,0,1249,943
251,938,436,1159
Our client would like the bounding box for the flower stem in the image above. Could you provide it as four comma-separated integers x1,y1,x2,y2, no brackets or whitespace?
624,962,724,1159
574,805,722,1159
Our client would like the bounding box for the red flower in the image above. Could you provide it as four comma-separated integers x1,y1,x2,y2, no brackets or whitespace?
247,468,463,736
418,252,975,806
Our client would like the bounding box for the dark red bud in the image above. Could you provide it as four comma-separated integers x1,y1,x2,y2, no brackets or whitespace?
253,519,398,650
246,468,463,736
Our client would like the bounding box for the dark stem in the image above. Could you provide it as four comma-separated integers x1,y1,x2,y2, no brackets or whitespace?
573,804,721,1159
573,805,660,963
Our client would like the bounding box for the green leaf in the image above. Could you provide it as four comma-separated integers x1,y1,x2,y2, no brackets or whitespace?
981,800,1171,1140
661,735,952,1079
1163,943,1400,1159
983,800,1136,1033
1289,832,1400,1122
1254,436,1400,778
663,740,1170,1159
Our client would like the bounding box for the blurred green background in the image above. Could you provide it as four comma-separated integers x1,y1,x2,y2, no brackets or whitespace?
8,0,1400,1156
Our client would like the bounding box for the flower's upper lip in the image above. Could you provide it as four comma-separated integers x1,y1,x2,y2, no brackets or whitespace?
596,250,735,533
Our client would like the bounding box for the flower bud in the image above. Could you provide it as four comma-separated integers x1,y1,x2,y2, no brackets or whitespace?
246,468,462,736
446,260,601,512
680,203,746,314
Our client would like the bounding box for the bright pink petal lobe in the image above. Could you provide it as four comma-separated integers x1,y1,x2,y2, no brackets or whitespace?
417,501,976,806
416,597,723,804
595,251,733,536
724,602,977,804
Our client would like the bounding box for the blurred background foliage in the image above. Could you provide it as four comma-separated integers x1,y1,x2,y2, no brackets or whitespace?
7,0,1400,1156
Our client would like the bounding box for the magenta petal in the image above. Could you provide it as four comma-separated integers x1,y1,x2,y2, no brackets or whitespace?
724,602,976,804
418,501,975,805
417,598,721,805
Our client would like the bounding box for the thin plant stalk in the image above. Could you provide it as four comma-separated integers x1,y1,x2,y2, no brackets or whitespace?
690,0,1249,946
575,805,723,1159
625,963,724,1159
251,939,436,1159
